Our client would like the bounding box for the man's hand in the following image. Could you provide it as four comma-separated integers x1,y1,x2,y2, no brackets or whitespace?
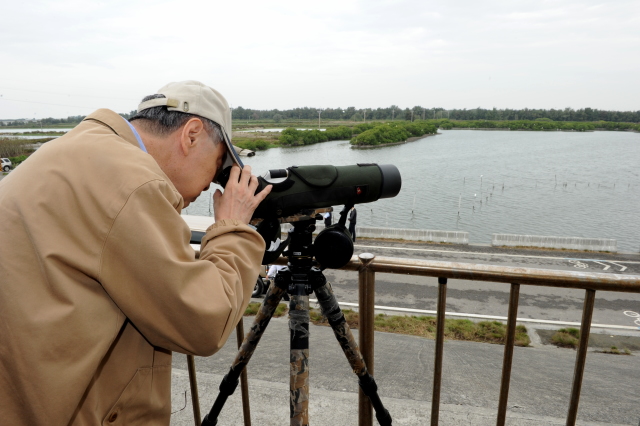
213,165,272,224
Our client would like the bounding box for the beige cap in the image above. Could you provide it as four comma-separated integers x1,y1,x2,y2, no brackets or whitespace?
137,80,244,171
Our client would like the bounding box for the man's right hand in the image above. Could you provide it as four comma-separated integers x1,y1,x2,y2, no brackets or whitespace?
213,165,272,224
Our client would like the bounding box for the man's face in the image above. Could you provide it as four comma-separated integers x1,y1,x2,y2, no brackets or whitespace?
179,135,227,208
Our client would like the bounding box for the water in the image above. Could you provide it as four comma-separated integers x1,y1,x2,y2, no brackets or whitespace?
236,128,326,132
0,128,69,133
0,128,67,139
184,130,640,252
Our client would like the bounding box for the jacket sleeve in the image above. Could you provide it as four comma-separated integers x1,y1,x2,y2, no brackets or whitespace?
99,179,265,356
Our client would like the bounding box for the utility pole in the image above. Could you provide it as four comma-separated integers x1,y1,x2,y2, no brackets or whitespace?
317,109,322,129
363,109,366,122
411,110,414,122
392,107,394,121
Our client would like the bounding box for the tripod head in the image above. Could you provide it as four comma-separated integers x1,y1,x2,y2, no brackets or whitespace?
264,203,355,278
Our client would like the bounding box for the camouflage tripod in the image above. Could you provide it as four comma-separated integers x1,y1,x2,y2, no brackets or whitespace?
201,219,392,426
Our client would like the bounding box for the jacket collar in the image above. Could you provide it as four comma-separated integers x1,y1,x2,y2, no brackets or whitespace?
83,109,138,148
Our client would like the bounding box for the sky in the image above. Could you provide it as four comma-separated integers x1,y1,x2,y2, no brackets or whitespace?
1,0,639,119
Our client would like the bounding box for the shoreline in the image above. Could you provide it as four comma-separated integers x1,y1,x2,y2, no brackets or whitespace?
444,128,639,133
351,132,439,149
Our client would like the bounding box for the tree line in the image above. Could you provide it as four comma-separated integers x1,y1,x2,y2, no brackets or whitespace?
435,119,640,132
3,106,640,128
232,106,640,123
0,112,137,128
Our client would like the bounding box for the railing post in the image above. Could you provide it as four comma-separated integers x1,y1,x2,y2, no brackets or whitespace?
358,253,376,426
186,355,201,426
566,289,596,425
497,283,520,426
431,277,448,426
236,320,252,426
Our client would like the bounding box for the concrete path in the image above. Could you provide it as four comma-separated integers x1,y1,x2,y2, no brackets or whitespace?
170,316,640,426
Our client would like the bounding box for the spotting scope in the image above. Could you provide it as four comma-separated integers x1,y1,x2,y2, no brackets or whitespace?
250,163,401,219
216,163,401,267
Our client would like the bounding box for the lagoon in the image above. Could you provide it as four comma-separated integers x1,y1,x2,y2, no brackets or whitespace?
183,130,640,252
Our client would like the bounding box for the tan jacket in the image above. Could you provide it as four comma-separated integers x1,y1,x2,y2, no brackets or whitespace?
0,110,264,425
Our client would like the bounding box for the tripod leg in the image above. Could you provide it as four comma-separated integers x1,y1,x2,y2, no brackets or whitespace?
289,293,310,426
202,282,287,426
314,282,392,426
187,355,202,425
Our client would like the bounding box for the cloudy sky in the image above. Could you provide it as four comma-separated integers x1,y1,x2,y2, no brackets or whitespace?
1,0,638,119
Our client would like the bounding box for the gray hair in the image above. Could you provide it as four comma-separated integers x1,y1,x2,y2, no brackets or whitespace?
130,94,223,144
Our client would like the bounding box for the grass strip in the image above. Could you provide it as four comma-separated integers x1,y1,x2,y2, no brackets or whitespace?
231,131,280,151
550,328,580,349
599,346,631,355
244,302,288,317
242,304,531,347
550,329,635,355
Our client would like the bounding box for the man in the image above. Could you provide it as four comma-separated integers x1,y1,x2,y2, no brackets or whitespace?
266,263,290,301
348,206,357,242
0,81,271,425
323,211,332,227
267,264,287,281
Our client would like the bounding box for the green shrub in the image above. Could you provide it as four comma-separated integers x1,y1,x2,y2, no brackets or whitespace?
234,140,271,151
551,328,580,348
279,126,350,146
350,122,436,146
9,154,29,165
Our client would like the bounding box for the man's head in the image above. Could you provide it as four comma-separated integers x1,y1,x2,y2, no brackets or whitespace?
130,81,242,207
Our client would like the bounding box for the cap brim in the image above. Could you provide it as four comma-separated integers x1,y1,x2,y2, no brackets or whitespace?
221,131,244,170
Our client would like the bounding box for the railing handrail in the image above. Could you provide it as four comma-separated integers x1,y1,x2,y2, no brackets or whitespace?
190,252,640,426
323,255,640,292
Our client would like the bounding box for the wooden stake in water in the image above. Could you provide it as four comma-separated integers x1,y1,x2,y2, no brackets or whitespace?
412,194,416,214
458,194,461,216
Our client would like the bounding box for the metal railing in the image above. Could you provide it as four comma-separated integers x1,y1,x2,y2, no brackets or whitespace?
188,253,640,426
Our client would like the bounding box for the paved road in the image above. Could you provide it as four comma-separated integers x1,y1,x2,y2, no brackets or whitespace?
171,316,640,426
246,237,640,331
314,240,640,331
173,242,640,425
353,240,640,274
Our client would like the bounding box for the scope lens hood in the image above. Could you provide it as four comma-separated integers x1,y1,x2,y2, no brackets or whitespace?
313,224,354,269
377,164,402,199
